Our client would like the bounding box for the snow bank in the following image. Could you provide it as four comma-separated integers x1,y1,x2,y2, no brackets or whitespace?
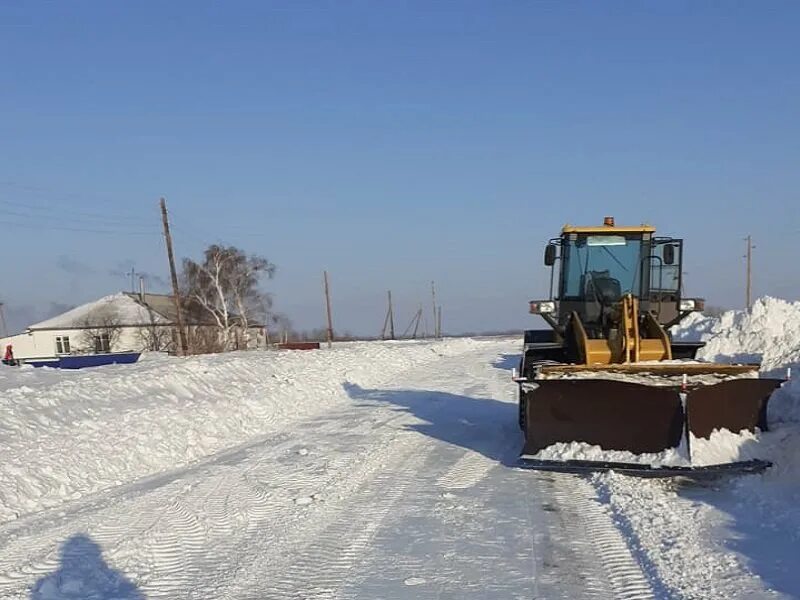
672,296,800,423
672,296,800,372
0,339,486,524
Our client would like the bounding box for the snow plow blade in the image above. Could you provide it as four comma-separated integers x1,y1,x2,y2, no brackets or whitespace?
516,458,772,479
521,376,783,456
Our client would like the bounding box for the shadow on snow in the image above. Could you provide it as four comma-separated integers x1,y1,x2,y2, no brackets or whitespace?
343,354,522,466
492,353,521,372
30,534,143,600
348,350,800,596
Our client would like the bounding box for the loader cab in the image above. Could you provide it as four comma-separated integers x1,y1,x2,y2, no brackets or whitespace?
544,219,685,331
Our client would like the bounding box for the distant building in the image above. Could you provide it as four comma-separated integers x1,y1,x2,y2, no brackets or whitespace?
0,292,266,360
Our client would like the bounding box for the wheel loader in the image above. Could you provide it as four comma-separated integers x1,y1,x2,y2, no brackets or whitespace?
516,217,784,475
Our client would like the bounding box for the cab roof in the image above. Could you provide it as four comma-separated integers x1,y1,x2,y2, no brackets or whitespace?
561,224,656,235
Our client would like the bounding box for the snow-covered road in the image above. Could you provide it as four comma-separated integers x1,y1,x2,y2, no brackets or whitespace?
0,340,654,599
0,334,798,599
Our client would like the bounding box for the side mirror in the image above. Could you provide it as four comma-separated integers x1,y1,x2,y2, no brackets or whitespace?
663,244,676,265
544,244,556,266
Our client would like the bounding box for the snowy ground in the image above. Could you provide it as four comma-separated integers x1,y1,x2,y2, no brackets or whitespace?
0,313,799,598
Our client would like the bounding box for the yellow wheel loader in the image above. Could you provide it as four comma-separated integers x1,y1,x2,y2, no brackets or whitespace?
516,217,784,476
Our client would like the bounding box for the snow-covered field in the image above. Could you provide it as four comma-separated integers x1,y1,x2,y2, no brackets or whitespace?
0,300,799,598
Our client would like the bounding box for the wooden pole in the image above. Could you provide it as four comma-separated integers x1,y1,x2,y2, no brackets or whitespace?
388,290,395,340
412,307,422,339
745,235,753,311
0,302,7,338
381,305,391,340
160,198,189,356
431,281,437,339
323,270,334,348
401,309,417,338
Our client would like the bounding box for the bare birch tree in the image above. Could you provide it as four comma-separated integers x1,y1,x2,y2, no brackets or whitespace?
78,305,123,354
182,245,275,351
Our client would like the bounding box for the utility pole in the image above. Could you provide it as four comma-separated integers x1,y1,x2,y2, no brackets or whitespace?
323,270,334,348
431,281,437,339
0,302,7,338
388,291,395,339
412,307,423,339
160,198,189,356
381,290,395,340
745,235,754,311
437,305,442,339
128,267,137,293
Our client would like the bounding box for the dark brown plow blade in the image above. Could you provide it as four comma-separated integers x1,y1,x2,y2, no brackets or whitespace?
522,379,684,455
517,458,772,479
686,378,783,438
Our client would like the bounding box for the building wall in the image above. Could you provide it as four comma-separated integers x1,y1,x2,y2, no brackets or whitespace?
1,324,265,359
0,327,144,360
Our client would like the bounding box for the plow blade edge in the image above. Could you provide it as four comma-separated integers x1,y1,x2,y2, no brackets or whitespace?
522,377,783,457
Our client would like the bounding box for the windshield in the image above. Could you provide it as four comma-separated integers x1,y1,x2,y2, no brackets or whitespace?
561,234,643,300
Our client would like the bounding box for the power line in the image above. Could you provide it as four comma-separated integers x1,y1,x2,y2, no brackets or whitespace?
0,198,153,224
0,219,159,235
0,205,156,229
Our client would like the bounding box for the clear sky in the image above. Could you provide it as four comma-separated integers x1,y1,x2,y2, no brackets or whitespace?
1,2,799,335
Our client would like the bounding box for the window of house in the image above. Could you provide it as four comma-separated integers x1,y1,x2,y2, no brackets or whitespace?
55,336,71,354
94,333,111,353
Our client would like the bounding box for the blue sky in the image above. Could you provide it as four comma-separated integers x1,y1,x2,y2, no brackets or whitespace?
1,2,799,335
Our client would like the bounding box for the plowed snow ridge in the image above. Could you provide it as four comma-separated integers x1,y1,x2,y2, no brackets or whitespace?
0,339,486,524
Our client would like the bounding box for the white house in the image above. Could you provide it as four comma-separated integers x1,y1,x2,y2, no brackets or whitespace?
0,292,266,360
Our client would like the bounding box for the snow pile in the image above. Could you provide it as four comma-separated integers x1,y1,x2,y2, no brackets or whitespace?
532,441,689,468
0,339,486,524
672,296,800,423
533,429,776,468
673,296,800,371
670,310,718,343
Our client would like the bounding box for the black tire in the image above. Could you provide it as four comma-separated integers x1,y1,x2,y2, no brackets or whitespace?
518,392,527,432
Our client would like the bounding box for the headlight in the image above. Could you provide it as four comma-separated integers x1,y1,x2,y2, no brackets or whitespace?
680,298,704,312
529,300,556,314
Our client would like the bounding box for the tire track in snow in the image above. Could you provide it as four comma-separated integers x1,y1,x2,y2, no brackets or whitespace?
0,402,416,599
226,428,433,600
265,469,416,600
140,497,208,597
549,474,659,600
436,450,496,489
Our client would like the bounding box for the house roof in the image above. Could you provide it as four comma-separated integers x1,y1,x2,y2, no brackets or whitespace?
126,293,224,327
30,293,169,330
28,291,264,331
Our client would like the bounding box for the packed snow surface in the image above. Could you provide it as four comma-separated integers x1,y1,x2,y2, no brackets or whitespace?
3,337,652,599
0,338,483,523
1,303,800,599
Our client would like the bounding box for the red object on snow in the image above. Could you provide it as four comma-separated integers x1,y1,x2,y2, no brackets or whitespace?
277,342,321,350
4,345,12,361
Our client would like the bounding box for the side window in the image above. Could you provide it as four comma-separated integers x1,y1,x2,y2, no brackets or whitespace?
94,333,111,353
649,243,681,292
56,336,71,354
